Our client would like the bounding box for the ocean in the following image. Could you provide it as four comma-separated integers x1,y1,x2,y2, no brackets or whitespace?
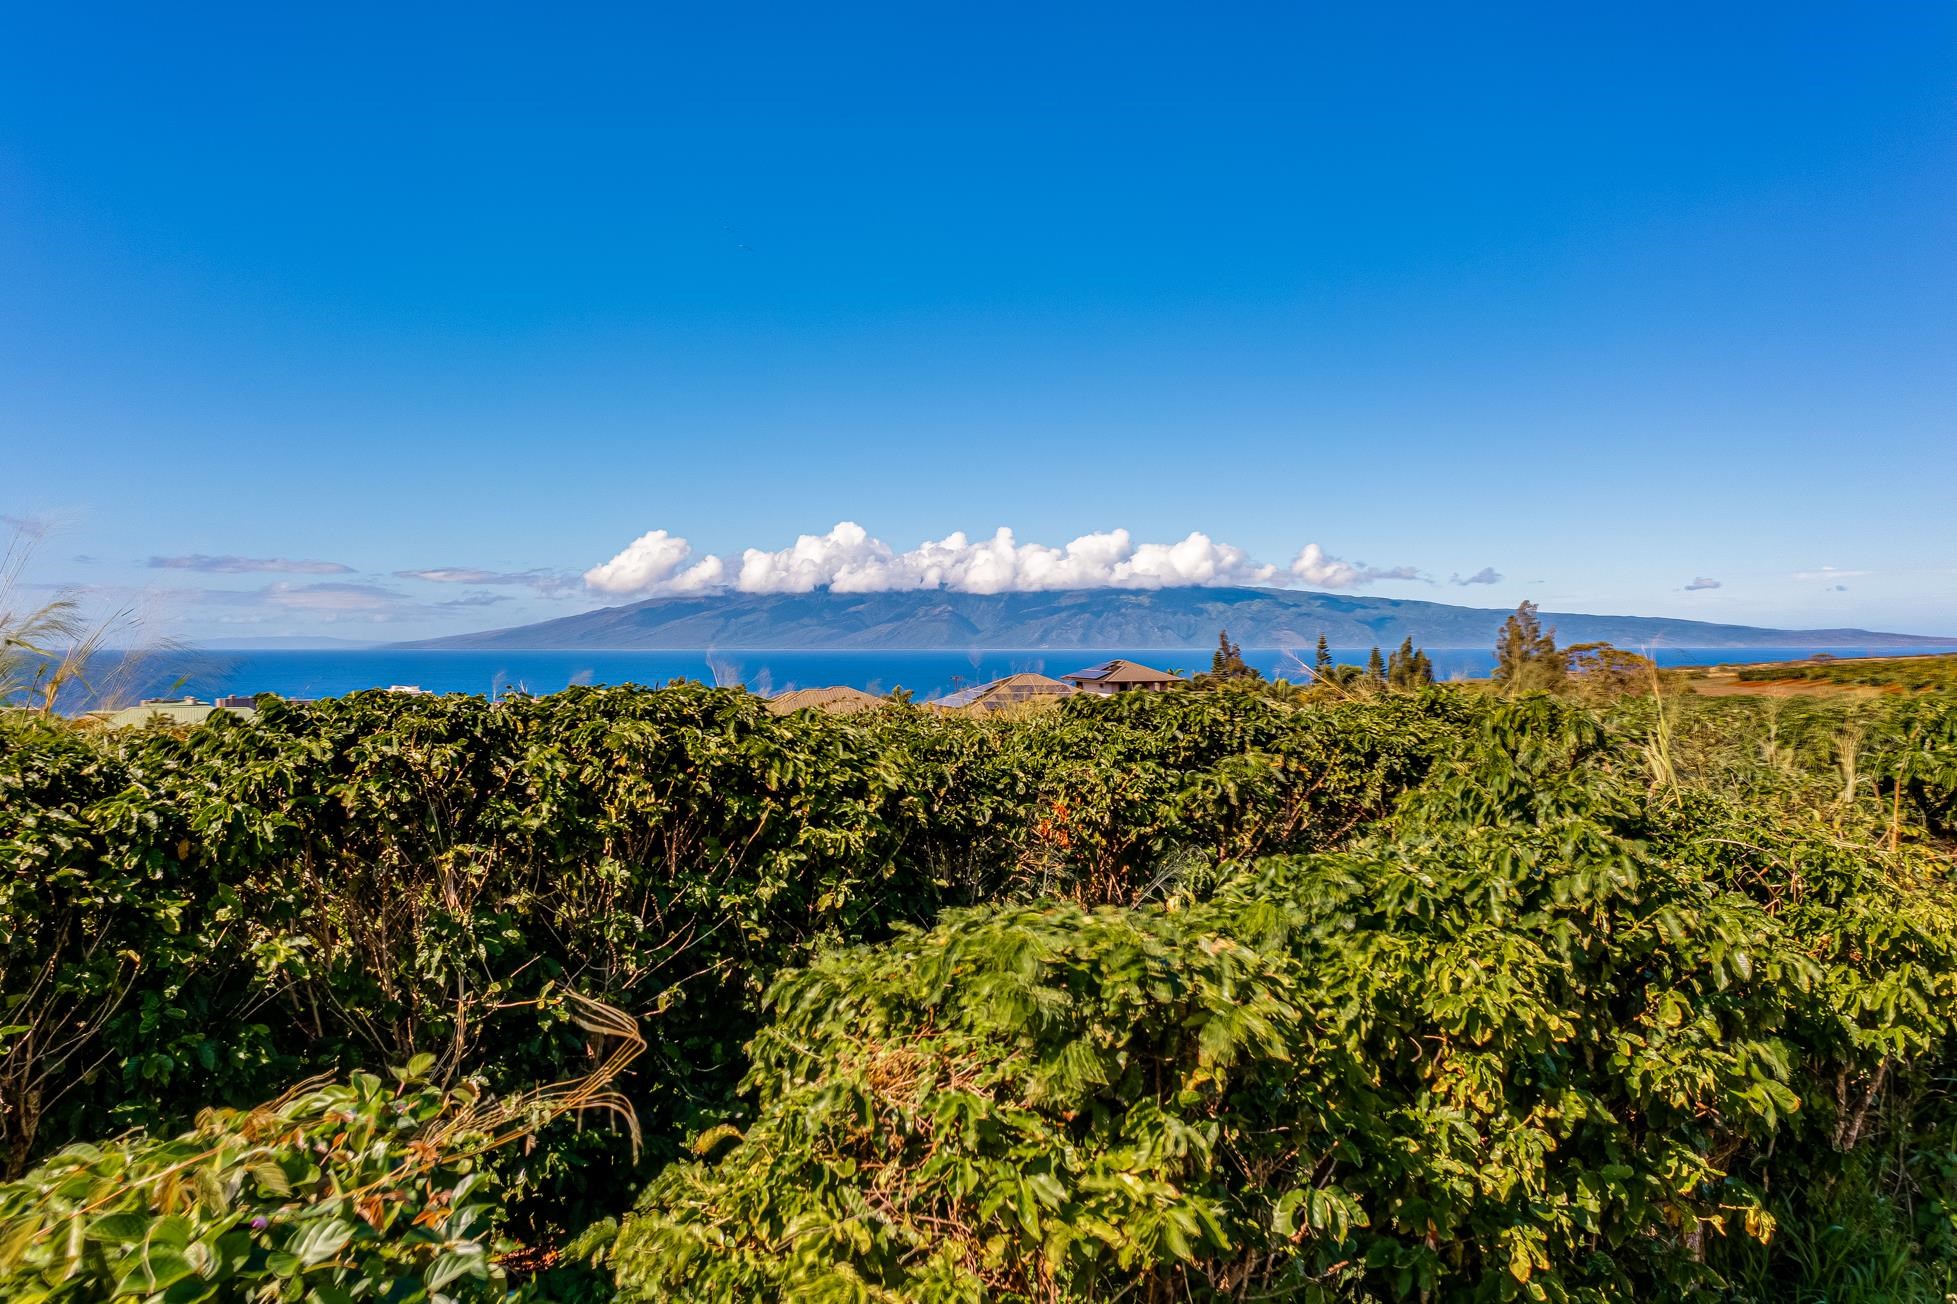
78,645,1943,708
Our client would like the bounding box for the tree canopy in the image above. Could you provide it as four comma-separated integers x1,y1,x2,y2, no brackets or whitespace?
1493,600,1565,694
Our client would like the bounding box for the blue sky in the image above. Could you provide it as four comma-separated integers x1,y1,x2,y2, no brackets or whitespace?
3,3,1953,641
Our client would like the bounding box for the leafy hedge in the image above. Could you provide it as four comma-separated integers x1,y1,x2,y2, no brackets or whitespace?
0,1065,516,1303
8,681,1954,1298
610,700,1957,1301
1,684,1460,1235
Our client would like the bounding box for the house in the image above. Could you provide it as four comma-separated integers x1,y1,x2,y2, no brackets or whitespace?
766,685,887,716
1058,659,1185,695
927,672,1074,714
84,696,256,730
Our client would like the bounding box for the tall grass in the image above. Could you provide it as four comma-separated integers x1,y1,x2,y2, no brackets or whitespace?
0,524,165,714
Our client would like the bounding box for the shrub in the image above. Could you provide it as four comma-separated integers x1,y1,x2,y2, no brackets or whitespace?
0,1066,517,1302
610,700,1957,1301
2,685,1459,1238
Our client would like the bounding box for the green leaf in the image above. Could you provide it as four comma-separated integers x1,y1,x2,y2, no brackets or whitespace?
424,1245,489,1292
1272,1189,1305,1239
85,1213,151,1244
286,1219,355,1268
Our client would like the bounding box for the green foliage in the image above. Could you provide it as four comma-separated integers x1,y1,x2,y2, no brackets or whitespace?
1734,653,1957,692
1871,695,1957,836
1008,688,1464,904
1561,642,1654,702
1202,630,1259,683
10,673,1957,1299
1,684,1459,1240
0,1065,513,1302
613,697,1957,1302
1385,637,1433,690
1493,600,1564,694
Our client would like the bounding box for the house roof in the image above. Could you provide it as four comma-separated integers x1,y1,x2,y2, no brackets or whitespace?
928,672,1073,712
84,699,255,730
1058,659,1185,685
765,685,887,715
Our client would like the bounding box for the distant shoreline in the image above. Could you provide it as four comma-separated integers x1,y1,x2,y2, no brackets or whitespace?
71,644,1957,710
399,638,1957,653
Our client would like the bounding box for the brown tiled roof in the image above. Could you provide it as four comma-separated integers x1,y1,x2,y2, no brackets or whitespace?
1059,659,1184,685
928,672,1074,712
766,686,887,715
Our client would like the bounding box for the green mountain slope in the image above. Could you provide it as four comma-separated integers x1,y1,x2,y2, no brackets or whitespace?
394,587,1957,651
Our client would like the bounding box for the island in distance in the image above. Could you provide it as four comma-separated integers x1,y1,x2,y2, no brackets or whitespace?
394,587,1957,653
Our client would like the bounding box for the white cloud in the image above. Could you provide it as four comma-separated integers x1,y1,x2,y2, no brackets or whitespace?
1450,566,1502,586
185,581,421,618
398,567,515,584
730,524,1281,595
584,523,1418,598
1291,544,1422,588
1793,566,1871,582
1684,576,1722,591
151,554,353,575
397,566,581,597
257,582,407,613
582,530,727,596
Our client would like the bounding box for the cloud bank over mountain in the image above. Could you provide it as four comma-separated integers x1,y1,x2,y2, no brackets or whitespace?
583,523,1432,598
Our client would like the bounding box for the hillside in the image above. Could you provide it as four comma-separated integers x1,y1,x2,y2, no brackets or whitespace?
394,586,1956,651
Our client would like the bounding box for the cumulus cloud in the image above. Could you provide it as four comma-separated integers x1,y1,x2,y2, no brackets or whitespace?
396,566,580,597
585,523,1420,598
1450,567,1503,586
151,554,353,575
1684,576,1722,591
729,524,1282,595
583,529,728,596
1289,544,1392,588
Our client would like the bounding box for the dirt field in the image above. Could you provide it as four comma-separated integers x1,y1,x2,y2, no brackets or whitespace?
1682,670,1884,699
1678,651,1957,698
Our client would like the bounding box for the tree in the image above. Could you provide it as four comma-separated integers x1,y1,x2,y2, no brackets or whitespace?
1493,601,1563,694
1563,642,1655,702
1209,630,1258,682
1366,646,1386,684
1387,637,1434,690
1314,634,1333,677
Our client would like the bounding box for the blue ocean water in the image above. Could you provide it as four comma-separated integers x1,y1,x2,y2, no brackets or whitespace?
80,645,1944,708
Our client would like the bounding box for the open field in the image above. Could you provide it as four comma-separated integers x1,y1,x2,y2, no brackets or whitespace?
1680,651,1957,697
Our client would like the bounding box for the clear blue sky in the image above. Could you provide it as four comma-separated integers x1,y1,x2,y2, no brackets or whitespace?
4,3,1953,641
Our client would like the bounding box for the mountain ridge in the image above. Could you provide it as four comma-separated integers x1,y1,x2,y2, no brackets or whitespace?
393,587,1957,652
